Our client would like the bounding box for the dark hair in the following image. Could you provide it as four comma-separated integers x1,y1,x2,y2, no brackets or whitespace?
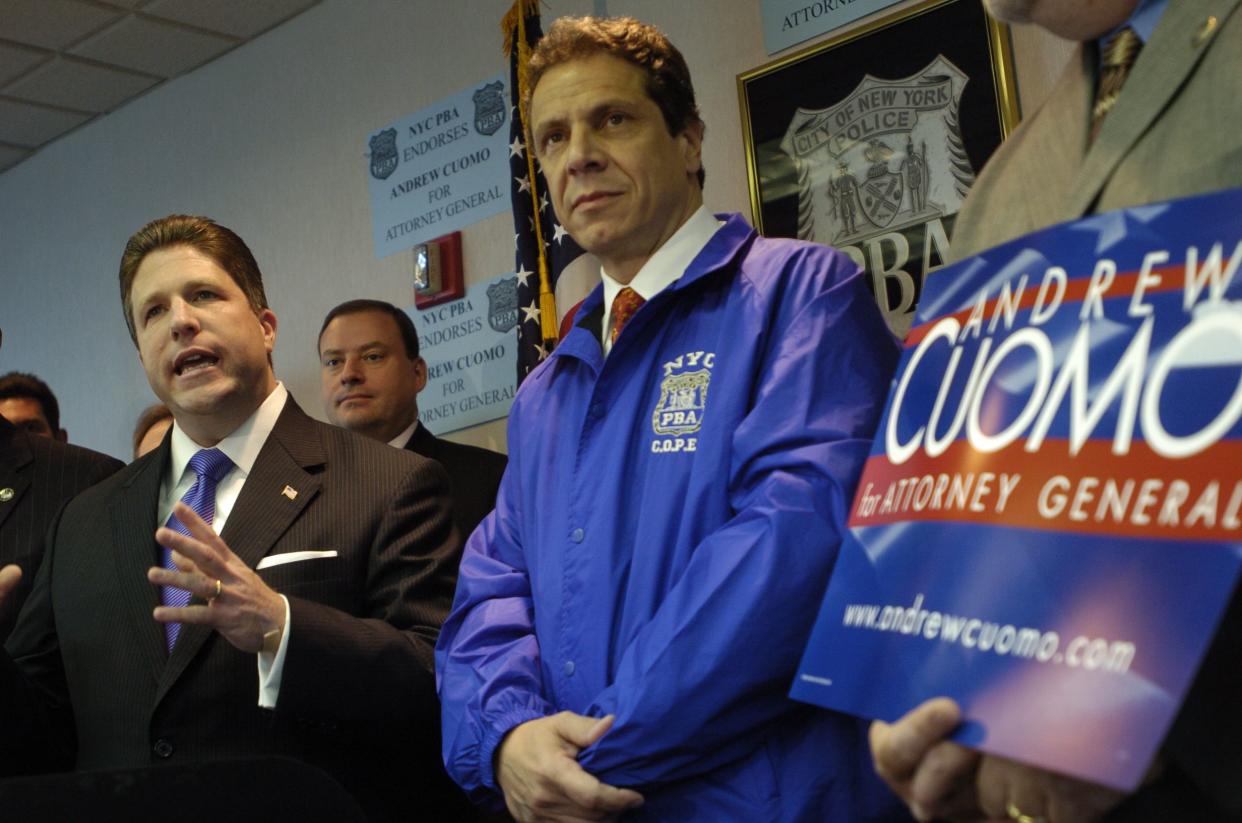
318,299,420,361
131,402,173,456
527,15,705,187
0,372,60,433
118,214,269,344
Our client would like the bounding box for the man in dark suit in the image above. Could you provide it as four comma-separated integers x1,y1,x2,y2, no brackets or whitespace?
0,330,123,642
318,299,506,541
0,216,469,821
0,371,69,442
870,1,1242,821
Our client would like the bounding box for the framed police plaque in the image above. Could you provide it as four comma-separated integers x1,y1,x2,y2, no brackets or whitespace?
738,0,1019,338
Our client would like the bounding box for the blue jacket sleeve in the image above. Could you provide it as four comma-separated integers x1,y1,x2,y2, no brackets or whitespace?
435,403,553,800
577,260,899,787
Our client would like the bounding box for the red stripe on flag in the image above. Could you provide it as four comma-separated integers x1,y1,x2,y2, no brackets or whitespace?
559,299,583,341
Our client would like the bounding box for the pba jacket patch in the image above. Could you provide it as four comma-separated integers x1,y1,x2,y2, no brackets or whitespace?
651,350,715,453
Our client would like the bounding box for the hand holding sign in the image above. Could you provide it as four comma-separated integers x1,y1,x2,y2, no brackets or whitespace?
869,698,979,822
794,188,1242,791
871,697,1127,822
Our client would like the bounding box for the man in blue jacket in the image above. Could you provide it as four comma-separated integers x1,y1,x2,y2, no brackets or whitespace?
436,15,905,822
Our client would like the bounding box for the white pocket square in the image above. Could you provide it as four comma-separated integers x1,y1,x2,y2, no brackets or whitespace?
256,550,339,570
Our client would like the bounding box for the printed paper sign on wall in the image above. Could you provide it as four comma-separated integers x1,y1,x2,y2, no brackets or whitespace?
367,73,510,259
792,187,1242,792
761,0,903,54
413,272,518,435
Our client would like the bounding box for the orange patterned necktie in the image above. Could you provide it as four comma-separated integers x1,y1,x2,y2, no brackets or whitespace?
1091,26,1141,141
609,287,645,344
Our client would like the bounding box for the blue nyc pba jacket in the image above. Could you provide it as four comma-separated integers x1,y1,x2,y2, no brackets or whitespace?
436,214,905,820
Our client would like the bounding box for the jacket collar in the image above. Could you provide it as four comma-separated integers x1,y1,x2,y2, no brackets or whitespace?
553,213,757,364
405,421,437,453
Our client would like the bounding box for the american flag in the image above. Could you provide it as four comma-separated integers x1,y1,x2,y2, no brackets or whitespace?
504,0,598,383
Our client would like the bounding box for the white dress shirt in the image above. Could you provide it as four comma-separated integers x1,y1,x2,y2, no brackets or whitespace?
160,382,292,708
599,205,724,356
387,418,420,449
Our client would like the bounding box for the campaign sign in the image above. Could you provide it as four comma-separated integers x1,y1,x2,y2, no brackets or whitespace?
366,73,510,259
792,187,1242,790
760,0,903,54
413,273,518,435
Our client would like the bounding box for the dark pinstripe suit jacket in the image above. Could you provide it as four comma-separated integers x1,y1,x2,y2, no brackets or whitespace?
0,398,471,821
0,418,122,642
405,424,506,542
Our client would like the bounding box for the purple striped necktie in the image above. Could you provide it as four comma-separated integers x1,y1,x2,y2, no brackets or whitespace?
161,448,234,650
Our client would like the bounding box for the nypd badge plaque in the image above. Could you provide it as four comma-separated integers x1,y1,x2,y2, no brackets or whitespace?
739,0,1018,338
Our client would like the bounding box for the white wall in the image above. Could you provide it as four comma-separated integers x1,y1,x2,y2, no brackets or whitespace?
0,0,1072,460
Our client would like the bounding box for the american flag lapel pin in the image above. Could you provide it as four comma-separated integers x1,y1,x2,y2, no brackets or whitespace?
281,485,298,501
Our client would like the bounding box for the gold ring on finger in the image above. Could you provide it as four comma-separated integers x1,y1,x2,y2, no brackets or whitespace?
1006,802,1047,823
208,578,222,603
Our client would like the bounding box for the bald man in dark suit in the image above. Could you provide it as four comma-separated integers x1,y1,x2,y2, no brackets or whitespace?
0,330,123,642
318,299,506,542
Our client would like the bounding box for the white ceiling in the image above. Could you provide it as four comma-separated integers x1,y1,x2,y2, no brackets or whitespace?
0,0,321,173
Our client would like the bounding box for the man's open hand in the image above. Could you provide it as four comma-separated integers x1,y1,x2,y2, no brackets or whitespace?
148,501,284,653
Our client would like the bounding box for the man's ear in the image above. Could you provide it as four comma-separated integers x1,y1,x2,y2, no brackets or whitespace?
56,429,68,443
413,357,429,393
679,120,705,178
259,308,278,353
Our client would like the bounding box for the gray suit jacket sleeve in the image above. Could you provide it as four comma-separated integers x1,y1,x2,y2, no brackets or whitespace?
950,0,1242,262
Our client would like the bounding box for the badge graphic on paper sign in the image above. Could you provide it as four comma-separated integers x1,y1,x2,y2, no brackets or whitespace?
368,128,398,180
486,277,519,334
472,81,506,136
